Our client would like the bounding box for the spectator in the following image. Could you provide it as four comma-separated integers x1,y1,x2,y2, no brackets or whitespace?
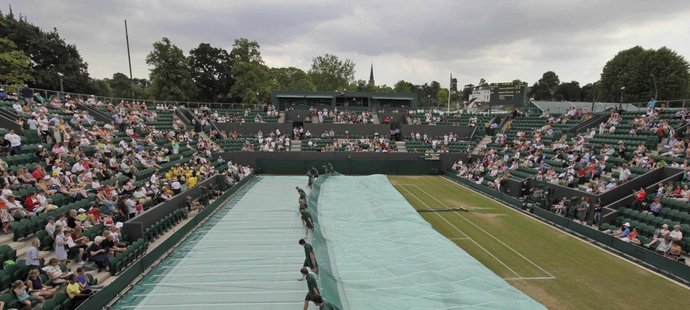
642,197,662,216
88,236,110,272
75,267,104,292
25,239,43,270
21,84,34,104
613,222,631,238
66,274,93,308
645,224,670,248
0,199,11,233
12,279,35,309
667,240,683,260
4,129,22,155
655,236,673,256
669,224,683,241
26,268,57,301
42,258,70,285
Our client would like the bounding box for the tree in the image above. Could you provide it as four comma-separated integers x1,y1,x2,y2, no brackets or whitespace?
394,80,415,93
146,37,197,101
270,67,314,91
91,78,112,97
528,71,561,100
599,46,690,102
554,81,582,101
109,73,132,98
0,11,93,93
437,88,449,107
229,38,270,103
0,38,32,85
189,43,233,102
308,54,356,91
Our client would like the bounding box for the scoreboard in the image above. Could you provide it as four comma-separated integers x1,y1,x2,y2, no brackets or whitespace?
489,82,528,105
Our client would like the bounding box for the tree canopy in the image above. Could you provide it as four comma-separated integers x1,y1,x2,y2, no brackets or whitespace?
599,46,690,102
308,54,356,91
189,43,233,102
146,37,197,101
0,10,93,93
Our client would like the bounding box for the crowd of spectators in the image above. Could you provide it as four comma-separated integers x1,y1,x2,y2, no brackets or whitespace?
315,108,373,124
0,86,256,308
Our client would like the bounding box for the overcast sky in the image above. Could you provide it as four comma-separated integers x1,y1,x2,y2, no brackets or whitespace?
4,0,690,88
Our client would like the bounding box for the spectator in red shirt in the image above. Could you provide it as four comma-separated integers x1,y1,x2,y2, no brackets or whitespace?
633,187,647,210
32,165,46,180
24,192,44,214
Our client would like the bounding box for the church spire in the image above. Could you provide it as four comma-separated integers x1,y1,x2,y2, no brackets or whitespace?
368,63,375,88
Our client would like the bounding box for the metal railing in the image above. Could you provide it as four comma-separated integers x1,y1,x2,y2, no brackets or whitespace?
1,84,256,110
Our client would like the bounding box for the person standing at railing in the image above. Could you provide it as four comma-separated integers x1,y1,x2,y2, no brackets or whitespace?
21,84,34,104
4,129,21,155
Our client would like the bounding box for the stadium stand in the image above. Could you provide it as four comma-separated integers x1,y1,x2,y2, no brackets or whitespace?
0,90,253,309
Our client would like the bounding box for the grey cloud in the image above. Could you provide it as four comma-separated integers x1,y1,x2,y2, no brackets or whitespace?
3,0,690,87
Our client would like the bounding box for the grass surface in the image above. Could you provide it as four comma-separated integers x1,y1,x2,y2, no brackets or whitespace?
389,176,689,309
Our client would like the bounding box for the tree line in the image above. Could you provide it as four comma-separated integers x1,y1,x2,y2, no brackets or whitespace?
1,10,689,105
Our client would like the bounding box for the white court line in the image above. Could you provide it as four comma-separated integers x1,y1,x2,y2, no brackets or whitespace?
395,184,522,278
448,237,470,240
168,250,303,254
142,280,304,285
409,183,556,280
116,301,305,308
503,277,557,281
165,256,303,261
132,290,304,297
152,271,296,277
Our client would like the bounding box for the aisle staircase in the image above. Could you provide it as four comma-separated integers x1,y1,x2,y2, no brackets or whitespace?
372,114,381,124
471,136,493,155
395,141,407,152
291,140,302,152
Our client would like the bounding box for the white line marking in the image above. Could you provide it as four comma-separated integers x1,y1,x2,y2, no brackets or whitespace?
409,183,556,280
152,271,296,277
503,277,556,280
116,301,305,308
132,290,304,297
395,184,522,278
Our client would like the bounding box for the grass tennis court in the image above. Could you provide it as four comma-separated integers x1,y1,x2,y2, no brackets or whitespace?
389,176,690,309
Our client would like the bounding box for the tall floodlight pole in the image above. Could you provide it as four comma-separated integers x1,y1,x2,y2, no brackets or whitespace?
448,73,452,113
125,20,134,99
650,73,658,99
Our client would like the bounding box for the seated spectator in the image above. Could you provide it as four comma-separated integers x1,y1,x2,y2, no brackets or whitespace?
552,199,566,215
666,240,683,260
655,236,673,255
645,224,670,248
12,279,36,309
66,274,93,309
621,227,640,244
613,222,631,238
75,267,104,292
0,199,11,233
669,224,683,241
42,258,71,285
26,268,57,301
642,197,662,216
88,236,111,272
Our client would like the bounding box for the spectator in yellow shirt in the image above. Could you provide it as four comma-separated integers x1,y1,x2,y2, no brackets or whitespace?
66,274,92,308
186,175,198,188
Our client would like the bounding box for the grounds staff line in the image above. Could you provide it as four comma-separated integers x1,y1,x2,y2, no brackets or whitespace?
410,183,556,280
395,184,523,278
